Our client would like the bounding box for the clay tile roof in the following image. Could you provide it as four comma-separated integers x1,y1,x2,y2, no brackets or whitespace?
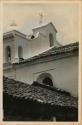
3,76,78,109
3,76,30,98
15,42,79,65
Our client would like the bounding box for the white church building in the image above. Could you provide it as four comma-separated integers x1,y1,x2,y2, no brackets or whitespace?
3,22,79,97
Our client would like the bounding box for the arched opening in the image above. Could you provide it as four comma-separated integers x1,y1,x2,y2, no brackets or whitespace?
49,33,54,47
5,46,11,62
18,46,23,60
37,73,53,86
43,77,53,86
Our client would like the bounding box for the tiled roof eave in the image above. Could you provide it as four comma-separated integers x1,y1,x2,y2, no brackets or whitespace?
3,77,78,109
14,42,79,65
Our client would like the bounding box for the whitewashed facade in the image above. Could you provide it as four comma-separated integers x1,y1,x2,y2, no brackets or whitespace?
3,22,78,97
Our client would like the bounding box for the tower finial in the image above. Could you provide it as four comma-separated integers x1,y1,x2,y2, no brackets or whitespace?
9,20,17,30
10,20,17,27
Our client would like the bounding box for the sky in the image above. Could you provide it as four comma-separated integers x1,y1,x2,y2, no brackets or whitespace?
3,2,80,45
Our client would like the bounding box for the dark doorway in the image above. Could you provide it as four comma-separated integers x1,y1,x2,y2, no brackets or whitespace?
43,77,53,86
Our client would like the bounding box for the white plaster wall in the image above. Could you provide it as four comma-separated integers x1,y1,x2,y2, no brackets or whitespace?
14,35,31,60
29,33,50,56
31,24,59,56
3,68,15,79
3,24,60,64
3,35,31,63
33,24,57,45
12,55,78,97
33,24,56,42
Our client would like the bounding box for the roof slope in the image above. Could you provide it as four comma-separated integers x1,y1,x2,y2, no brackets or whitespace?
14,42,78,65
3,77,78,109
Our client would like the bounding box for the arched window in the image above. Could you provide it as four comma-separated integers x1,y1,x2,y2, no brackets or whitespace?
49,33,54,47
43,77,53,86
18,46,23,60
6,46,11,62
37,73,53,86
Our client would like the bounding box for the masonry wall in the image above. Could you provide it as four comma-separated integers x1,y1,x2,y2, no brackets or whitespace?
32,23,57,46
3,24,60,63
29,33,50,56
14,35,31,60
4,55,78,97
30,24,59,56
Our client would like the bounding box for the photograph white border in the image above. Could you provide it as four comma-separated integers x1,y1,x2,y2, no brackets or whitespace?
0,0,82,125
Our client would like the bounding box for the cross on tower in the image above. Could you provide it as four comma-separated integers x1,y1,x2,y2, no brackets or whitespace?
39,12,44,25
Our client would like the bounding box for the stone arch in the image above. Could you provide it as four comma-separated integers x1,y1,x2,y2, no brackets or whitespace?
37,73,53,86
18,46,23,59
5,46,11,62
49,33,54,47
